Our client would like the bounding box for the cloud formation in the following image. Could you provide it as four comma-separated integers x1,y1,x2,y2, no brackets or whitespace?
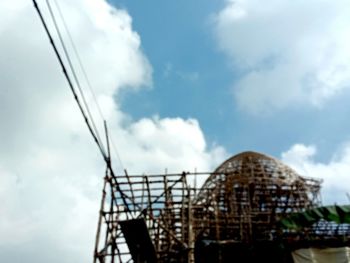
214,0,350,114
0,1,226,262
282,143,350,205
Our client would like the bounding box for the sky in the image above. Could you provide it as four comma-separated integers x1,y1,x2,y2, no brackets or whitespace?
1,0,350,262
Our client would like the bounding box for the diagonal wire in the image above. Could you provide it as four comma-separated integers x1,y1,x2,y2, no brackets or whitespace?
32,0,106,158
110,135,125,171
51,0,105,121
50,0,126,172
45,0,106,155
33,0,133,213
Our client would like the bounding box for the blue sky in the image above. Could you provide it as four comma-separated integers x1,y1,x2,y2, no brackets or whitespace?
113,0,234,145
2,0,350,262
111,0,350,163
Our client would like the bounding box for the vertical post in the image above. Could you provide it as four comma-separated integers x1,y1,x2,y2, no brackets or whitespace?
94,121,112,263
124,169,136,214
93,168,108,263
181,173,186,244
145,176,152,229
188,181,194,263
193,168,197,196
164,175,171,250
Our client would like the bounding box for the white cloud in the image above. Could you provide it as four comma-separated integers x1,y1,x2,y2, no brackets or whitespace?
121,116,226,173
214,0,350,114
0,1,227,262
281,143,350,205
162,62,199,82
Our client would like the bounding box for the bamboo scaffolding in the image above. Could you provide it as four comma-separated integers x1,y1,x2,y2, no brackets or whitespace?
93,151,323,263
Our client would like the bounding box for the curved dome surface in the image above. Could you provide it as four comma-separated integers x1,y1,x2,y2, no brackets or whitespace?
193,151,322,243
213,151,300,183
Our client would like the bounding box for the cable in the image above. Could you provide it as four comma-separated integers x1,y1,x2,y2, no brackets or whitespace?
51,0,105,121
45,0,106,155
110,135,125,171
32,0,133,213
32,0,106,158
51,0,126,172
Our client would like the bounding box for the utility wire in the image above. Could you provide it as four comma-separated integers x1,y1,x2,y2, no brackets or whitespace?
32,0,133,213
51,0,105,121
32,0,105,158
45,0,105,154
51,0,126,172
110,135,125,171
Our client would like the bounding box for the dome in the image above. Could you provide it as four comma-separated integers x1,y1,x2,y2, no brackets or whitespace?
193,151,321,242
214,151,300,183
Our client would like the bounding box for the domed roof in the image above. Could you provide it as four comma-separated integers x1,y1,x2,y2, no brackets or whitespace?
193,151,322,242
213,151,301,183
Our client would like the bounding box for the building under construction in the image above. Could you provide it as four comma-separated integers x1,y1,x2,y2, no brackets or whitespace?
93,151,350,263
30,2,350,262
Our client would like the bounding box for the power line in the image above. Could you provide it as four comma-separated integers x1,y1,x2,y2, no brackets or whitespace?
51,0,105,121
45,0,105,155
50,0,126,172
32,0,106,159
32,0,133,213
110,135,125,171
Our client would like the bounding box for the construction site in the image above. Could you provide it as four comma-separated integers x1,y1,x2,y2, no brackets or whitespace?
30,1,350,262
93,151,350,263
